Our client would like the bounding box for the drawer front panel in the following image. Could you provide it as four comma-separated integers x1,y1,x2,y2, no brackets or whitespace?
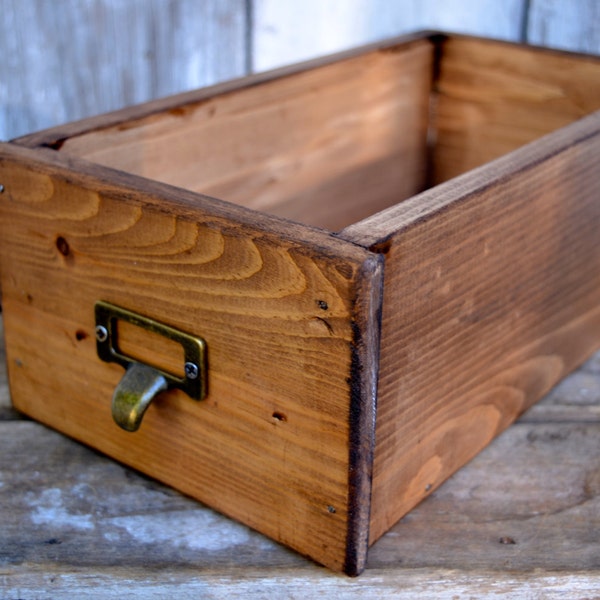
0,144,381,573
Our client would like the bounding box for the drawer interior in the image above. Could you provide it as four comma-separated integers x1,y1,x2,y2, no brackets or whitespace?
54,35,600,232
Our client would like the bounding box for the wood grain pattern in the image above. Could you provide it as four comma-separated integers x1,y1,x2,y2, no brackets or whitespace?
50,39,434,231
431,36,600,183
1,325,599,595
0,0,247,141
342,111,600,542
0,142,381,574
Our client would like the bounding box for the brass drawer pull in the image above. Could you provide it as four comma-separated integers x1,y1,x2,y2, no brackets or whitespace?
94,301,207,432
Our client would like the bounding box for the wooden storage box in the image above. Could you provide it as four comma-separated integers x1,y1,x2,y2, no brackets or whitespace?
1,32,599,575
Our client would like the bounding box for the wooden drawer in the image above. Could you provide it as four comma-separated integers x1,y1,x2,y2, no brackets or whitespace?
0,32,599,575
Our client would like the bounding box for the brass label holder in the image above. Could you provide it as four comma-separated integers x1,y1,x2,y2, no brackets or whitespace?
94,301,207,432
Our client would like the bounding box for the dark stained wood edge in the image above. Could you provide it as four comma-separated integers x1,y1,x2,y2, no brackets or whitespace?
0,142,370,268
344,253,384,576
13,31,438,150
339,111,600,248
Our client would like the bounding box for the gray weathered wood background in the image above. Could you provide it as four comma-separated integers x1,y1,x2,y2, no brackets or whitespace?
1,0,598,141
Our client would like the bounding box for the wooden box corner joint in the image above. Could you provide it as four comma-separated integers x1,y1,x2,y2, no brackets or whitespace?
0,32,599,575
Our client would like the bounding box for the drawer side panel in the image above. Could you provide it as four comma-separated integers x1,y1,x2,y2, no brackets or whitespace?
363,116,600,541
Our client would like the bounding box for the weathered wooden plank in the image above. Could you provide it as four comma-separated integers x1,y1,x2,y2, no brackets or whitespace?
1,379,598,594
0,0,247,141
368,420,600,571
420,0,526,42
0,421,301,570
519,359,600,423
528,0,600,55
252,0,526,71
3,568,600,599
5,0,600,148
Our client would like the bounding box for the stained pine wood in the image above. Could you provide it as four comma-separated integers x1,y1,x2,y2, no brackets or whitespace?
0,142,382,575
36,39,434,231
431,36,600,183
0,0,247,141
342,111,600,542
1,322,599,596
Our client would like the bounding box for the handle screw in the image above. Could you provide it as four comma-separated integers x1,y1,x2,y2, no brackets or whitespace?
95,325,109,342
185,362,199,380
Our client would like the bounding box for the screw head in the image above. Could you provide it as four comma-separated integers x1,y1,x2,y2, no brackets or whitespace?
95,325,109,342
184,362,199,379
0,184,4,193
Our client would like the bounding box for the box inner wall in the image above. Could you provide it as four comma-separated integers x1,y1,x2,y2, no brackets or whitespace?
55,36,600,232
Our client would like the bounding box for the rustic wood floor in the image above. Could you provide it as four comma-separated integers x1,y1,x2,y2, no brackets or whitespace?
1,313,598,598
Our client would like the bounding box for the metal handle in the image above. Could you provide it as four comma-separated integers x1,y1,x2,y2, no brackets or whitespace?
94,301,207,432
112,363,168,432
